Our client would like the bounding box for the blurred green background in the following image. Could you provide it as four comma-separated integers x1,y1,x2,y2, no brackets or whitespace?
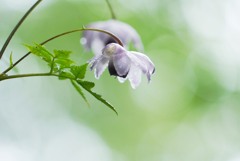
1,0,240,161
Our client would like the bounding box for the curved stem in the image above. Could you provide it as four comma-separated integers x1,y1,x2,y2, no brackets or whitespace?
84,28,123,46
105,0,116,19
0,0,43,60
40,28,123,46
2,28,123,74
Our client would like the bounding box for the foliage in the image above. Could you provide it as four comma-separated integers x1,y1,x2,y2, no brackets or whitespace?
24,43,117,114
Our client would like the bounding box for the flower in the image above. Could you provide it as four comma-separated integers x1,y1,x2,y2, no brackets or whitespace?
89,43,155,89
81,19,144,55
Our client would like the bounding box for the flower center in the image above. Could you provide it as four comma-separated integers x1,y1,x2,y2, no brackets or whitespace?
103,43,116,56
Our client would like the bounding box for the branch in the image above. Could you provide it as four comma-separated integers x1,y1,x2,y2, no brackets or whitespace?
0,0,43,59
106,0,116,19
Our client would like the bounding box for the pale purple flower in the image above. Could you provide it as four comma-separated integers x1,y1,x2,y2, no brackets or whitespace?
81,19,144,55
89,43,155,89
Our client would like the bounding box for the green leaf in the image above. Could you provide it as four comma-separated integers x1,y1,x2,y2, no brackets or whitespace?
58,71,75,80
80,80,95,89
71,80,89,107
25,43,53,63
77,80,118,115
52,50,74,70
53,50,72,59
70,63,88,79
54,58,74,68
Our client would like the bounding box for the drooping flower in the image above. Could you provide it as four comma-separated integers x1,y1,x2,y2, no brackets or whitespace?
89,43,155,89
81,19,144,55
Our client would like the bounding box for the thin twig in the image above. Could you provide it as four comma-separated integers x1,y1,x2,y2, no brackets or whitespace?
0,0,43,59
106,0,116,19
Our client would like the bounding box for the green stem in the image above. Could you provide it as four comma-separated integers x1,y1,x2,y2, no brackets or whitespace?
1,28,123,75
40,28,123,46
49,58,55,74
0,0,43,60
105,0,116,19
0,72,75,82
0,72,54,81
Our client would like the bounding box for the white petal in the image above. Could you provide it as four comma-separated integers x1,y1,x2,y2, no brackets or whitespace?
88,55,101,70
89,55,109,79
128,51,155,81
91,38,105,56
127,64,142,89
117,77,127,83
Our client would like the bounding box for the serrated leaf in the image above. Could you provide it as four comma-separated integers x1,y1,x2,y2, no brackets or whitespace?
55,58,74,68
25,43,53,63
71,80,89,107
58,71,75,80
53,50,72,59
70,63,88,79
77,80,118,115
